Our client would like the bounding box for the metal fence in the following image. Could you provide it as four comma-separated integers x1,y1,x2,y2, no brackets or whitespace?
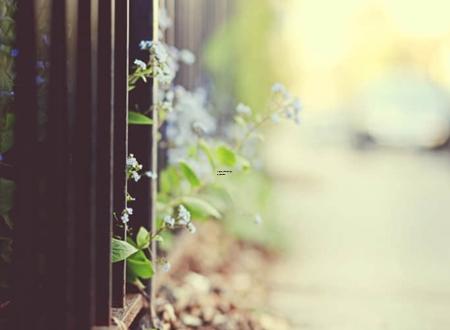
0,0,232,328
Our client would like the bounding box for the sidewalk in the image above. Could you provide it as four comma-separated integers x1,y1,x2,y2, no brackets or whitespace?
265,127,450,329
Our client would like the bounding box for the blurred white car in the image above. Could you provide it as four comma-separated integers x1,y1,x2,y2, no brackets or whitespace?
351,68,450,149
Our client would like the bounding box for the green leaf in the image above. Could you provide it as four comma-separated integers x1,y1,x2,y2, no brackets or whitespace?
1,214,12,230
136,227,150,249
237,155,251,171
112,238,138,263
0,113,14,153
179,161,201,187
198,140,216,170
160,166,181,195
187,145,198,158
181,196,222,220
128,111,153,125
0,179,14,216
127,250,154,280
234,115,247,127
200,185,234,213
216,145,237,167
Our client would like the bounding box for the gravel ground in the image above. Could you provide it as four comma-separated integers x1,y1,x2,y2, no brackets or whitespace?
152,223,291,330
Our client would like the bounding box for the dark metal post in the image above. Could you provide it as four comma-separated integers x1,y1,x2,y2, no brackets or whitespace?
112,0,130,309
128,0,159,320
94,0,116,325
45,0,72,328
12,0,40,329
73,0,97,328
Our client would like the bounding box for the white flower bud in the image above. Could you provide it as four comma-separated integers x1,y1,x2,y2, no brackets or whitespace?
163,215,175,228
139,40,152,50
236,103,252,116
120,213,129,224
179,49,195,65
187,222,196,234
176,205,191,225
133,59,147,70
271,113,280,123
131,171,141,182
145,171,157,180
271,83,286,94
162,260,171,273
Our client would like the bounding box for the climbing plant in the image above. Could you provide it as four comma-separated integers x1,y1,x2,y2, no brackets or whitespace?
0,0,16,290
111,7,301,288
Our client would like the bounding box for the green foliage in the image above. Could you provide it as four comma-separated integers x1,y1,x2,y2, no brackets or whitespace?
225,171,288,250
198,185,233,214
178,161,201,187
204,0,277,113
0,113,14,153
0,178,15,216
112,238,138,263
215,144,237,167
159,165,181,196
0,179,14,227
126,250,154,282
198,140,216,170
136,227,150,249
128,111,153,125
0,1,16,292
114,228,154,284
180,196,222,220
116,3,300,290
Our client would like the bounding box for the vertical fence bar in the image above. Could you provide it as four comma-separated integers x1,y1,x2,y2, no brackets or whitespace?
112,0,130,309
165,0,175,45
128,0,158,322
74,0,96,327
157,0,172,174
94,0,115,325
149,3,159,316
12,0,40,329
0,163,15,180
174,0,193,88
45,0,71,328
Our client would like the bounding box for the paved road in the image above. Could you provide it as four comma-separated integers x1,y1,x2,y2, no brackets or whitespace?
265,125,450,329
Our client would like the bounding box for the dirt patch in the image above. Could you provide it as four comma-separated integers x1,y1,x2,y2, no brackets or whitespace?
153,222,291,330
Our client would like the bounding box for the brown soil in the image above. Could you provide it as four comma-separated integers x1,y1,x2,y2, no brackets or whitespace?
153,222,291,330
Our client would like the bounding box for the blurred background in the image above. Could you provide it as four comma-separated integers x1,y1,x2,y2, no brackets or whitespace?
1,0,450,328
205,0,450,328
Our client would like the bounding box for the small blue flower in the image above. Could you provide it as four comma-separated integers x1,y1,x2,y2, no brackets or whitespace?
36,60,46,70
10,48,19,57
187,222,196,234
36,75,46,85
139,40,153,50
42,34,50,46
271,113,280,124
144,170,157,180
179,49,195,65
293,99,302,113
271,83,286,94
0,90,14,97
236,103,252,116
163,215,175,228
120,213,129,224
161,260,171,272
